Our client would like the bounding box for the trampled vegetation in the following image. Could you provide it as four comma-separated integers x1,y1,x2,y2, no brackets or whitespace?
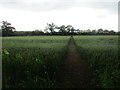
74,36,120,88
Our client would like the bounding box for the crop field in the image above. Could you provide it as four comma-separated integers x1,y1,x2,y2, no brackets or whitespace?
2,36,69,88
2,35,120,88
74,36,119,88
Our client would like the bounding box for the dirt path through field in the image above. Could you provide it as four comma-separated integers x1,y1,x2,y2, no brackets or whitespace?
58,36,91,88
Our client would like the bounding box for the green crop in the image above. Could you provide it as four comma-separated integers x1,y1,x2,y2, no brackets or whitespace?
2,35,119,88
74,35,119,88
2,36,69,88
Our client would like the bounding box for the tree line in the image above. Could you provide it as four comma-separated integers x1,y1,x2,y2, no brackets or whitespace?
0,21,119,37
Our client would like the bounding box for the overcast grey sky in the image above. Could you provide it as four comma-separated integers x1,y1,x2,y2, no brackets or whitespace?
0,0,119,31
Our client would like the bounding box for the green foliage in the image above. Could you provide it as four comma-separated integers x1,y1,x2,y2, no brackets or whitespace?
2,36,69,88
74,35,119,88
3,49,9,55
1,21,15,36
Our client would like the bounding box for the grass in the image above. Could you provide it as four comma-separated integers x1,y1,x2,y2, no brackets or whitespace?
2,36,69,88
74,35,120,88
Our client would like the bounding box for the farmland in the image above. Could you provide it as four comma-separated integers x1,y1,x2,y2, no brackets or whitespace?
2,36,69,88
2,35,120,88
74,36,119,88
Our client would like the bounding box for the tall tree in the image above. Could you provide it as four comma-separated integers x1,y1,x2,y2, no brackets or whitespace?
66,25,73,34
92,30,97,35
103,29,109,34
45,23,56,35
58,25,67,35
109,30,115,35
71,27,75,34
86,29,91,34
0,21,15,36
97,28,103,35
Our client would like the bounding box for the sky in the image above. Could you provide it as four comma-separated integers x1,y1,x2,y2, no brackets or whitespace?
0,0,119,31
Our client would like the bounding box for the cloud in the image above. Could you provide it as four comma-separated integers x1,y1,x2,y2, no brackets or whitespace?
0,5,117,31
0,0,118,31
0,0,118,13
0,0,77,12
86,2,118,14
73,1,118,15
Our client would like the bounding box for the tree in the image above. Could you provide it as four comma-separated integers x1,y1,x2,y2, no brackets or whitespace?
58,25,67,35
71,27,75,34
103,29,109,35
97,28,103,35
86,29,91,34
0,21,15,36
109,30,115,35
92,30,97,35
66,25,75,35
45,23,56,35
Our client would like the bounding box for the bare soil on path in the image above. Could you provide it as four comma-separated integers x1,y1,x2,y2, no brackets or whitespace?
58,36,91,88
